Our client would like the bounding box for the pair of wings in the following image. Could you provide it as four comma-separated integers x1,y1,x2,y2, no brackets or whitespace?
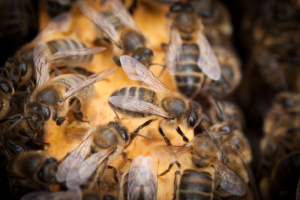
166,25,221,81
20,187,82,200
56,129,115,188
108,55,174,120
127,156,158,200
77,0,140,48
33,42,117,101
153,144,246,196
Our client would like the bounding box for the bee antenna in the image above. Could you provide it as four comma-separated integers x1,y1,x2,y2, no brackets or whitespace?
233,144,260,200
111,106,121,121
130,132,152,140
42,124,48,136
200,121,213,140
8,116,31,130
215,99,225,121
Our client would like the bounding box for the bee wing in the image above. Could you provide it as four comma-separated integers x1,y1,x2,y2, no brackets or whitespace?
197,31,221,80
66,148,115,188
34,42,51,87
120,55,171,93
56,131,94,182
77,1,121,48
166,25,183,76
33,13,72,42
152,145,191,163
214,159,246,196
20,187,82,200
46,47,106,63
109,96,171,119
127,156,158,200
60,67,117,102
104,0,139,30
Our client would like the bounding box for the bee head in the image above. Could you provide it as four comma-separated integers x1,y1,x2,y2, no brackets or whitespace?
187,102,202,129
108,121,129,144
0,75,14,95
38,158,60,184
26,102,51,130
133,48,154,67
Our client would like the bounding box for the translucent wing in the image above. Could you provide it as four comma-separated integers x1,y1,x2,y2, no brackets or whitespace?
46,47,106,63
60,67,117,102
197,31,221,80
109,96,171,119
56,131,94,182
166,25,183,75
120,55,171,93
104,0,139,29
34,42,51,87
66,148,115,188
21,187,82,200
33,13,72,42
58,0,71,5
77,1,122,48
152,145,191,163
214,159,246,196
128,156,158,200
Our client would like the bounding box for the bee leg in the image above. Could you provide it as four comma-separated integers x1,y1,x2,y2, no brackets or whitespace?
56,117,66,126
173,171,180,200
133,119,156,134
159,161,181,176
121,152,132,161
112,56,121,66
71,97,89,123
176,127,189,142
31,136,50,146
159,126,172,145
107,165,119,183
19,131,49,146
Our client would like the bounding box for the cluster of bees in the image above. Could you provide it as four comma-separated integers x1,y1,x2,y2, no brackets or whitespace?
0,0,299,200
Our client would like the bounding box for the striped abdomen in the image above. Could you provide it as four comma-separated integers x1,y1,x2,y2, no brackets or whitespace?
178,169,213,200
47,38,93,66
175,43,204,98
110,86,156,118
45,0,75,18
101,11,125,32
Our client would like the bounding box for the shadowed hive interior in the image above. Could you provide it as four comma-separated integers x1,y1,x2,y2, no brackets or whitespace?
40,1,189,198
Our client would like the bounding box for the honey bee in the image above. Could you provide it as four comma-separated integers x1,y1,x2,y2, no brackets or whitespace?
3,12,72,88
209,120,252,182
13,150,60,191
120,155,157,200
153,133,246,200
10,42,117,134
188,0,233,40
201,43,242,99
259,92,300,180
77,0,156,69
108,56,203,145
56,121,143,189
164,2,221,98
207,99,245,130
45,0,76,18
5,13,105,89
